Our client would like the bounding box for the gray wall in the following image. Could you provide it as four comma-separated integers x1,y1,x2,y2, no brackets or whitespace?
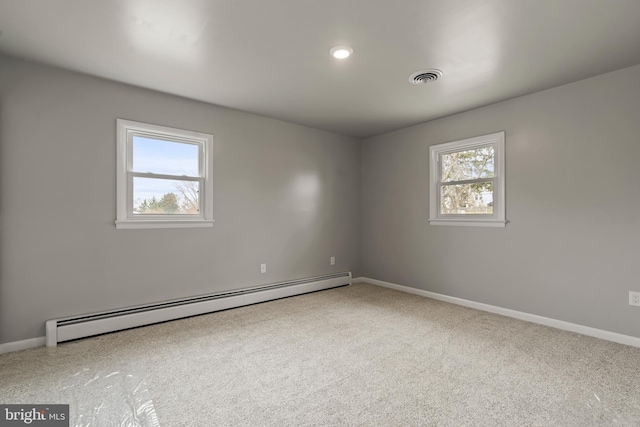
0,56,362,344
362,64,640,338
2,54,639,345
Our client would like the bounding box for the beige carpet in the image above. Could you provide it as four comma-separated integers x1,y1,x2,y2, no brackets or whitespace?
1,283,640,426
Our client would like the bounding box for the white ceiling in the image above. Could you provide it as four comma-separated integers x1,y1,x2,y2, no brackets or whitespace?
1,0,639,138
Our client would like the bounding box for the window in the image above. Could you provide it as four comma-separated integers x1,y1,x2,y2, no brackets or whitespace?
429,131,505,227
116,119,214,229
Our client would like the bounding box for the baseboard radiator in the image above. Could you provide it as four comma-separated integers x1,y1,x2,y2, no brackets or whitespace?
46,272,351,347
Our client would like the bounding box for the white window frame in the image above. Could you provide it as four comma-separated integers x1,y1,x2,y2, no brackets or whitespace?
116,119,214,229
429,131,506,227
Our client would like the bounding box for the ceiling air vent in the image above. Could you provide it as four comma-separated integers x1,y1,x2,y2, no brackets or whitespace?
408,69,443,85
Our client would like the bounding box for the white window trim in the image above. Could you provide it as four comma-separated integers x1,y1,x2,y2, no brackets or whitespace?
429,131,506,227
116,119,214,229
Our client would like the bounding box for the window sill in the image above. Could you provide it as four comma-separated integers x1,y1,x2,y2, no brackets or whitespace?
115,219,215,230
428,218,506,228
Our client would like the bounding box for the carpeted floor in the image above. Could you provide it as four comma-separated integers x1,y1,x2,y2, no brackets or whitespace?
1,283,640,426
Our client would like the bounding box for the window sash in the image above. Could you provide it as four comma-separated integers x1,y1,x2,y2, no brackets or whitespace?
125,131,205,220
440,143,495,183
437,147,498,218
116,118,214,229
127,173,205,219
438,178,495,217
126,130,205,178
428,131,505,227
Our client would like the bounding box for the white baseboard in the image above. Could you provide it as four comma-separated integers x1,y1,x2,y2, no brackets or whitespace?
0,336,46,354
5,277,637,352
355,277,640,349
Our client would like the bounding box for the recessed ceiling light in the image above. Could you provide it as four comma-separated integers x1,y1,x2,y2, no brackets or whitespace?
330,45,353,59
408,69,443,84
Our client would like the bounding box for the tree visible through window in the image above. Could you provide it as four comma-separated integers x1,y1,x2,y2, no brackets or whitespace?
429,132,505,227
134,181,200,215
116,119,214,229
440,145,494,215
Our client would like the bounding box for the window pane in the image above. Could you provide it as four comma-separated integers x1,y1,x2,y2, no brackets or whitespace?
133,177,200,215
132,136,199,176
441,182,493,215
442,145,494,182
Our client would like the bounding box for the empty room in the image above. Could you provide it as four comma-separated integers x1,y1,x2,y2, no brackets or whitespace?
1,0,640,425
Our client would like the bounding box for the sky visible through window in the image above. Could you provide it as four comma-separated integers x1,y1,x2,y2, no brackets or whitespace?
132,136,200,207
